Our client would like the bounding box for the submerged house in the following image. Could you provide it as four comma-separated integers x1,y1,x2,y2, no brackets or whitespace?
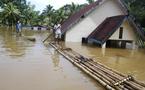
61,0,145,49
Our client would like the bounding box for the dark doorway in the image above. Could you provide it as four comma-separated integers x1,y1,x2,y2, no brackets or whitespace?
106,40,129,48
119,27,123,39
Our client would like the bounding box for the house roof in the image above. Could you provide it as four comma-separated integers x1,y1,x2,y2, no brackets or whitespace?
117,0,145,41
87,15,126,44
61,0,145,41
61,0,103,34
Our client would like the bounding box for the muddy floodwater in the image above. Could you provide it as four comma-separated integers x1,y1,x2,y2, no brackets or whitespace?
0,28,104,90
0,27,145,90
65,42,145,83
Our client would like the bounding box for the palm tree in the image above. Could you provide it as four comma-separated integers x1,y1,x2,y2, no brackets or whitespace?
51,3,82,25
22,2,39,25
1,2,20,26
69,2,82,14
41,5,54,26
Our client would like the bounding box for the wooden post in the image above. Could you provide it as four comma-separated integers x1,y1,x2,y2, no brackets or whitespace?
102,42,106,48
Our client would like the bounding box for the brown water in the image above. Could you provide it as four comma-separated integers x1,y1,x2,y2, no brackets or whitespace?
65,42,145,83
0,28,104,90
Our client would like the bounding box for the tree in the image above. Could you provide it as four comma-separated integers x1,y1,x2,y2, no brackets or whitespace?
68,2,82,14
1,2,20,26
0,0,40,26
22,2,39,25
124,0,145,27
41,5,54,26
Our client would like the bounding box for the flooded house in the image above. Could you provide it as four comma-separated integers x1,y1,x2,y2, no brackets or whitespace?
61,0,145,49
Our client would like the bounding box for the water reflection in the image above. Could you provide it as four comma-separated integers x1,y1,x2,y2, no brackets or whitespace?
101,48,106,56
51,50,60,68
0,28,26,57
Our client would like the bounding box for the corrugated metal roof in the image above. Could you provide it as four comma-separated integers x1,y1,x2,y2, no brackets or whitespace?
87,15,126,44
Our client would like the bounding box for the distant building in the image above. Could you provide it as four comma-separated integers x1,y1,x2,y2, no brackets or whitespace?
61,0,145,49
31,26,47,31
23,26,47,31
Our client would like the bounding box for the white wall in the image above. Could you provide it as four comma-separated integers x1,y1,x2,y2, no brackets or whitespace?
109,20,136,41
33,27,47,30
65,0,124,42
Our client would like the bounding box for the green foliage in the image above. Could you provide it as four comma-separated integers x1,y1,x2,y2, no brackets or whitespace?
0,0,39,26
0,0,86,27
124,0,145,27
1,0,144,30
1,2,20,26
40,5,54,26
40,2,84,28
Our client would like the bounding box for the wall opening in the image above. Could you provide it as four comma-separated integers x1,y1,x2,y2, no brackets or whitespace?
119,27,123,39
82,37,88,43
106,40,132,49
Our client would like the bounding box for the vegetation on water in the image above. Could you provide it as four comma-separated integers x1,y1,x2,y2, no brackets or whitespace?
0,0,145,30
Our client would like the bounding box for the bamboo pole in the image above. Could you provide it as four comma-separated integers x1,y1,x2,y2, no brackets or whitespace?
76,56,144,89
72,53,145,89
79,62,120,90
65,51,134,90
43,33,53,43
81,61,136,89
49,43,115,90
62,45,145,88
57,46,123,89
49,43,145,90
62,47,145,89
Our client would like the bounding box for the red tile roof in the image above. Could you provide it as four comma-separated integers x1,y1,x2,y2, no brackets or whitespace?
87,15,126,44
61,0,103,34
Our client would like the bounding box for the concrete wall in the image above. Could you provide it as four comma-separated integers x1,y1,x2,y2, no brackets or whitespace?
109,20,136,41
65,0,124,42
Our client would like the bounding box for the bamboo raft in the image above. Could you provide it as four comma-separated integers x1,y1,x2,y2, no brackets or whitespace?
49,43,145,90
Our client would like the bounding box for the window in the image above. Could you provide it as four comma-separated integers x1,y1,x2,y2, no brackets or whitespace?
119,27,123,39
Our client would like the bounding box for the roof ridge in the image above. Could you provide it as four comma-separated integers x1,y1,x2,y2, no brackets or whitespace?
61,0,103,34
116,0,145,41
